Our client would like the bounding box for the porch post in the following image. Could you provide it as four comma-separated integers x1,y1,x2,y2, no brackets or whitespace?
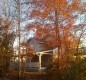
38,52,43,70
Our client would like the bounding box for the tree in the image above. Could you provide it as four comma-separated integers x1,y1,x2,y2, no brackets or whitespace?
26,0,79,46
0,18,15,72
26,0,81,65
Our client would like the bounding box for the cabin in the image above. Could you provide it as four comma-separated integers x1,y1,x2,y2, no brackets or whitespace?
25,38,53,71
10,38,58,72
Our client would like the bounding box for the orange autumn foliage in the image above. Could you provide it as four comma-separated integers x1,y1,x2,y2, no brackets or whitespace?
26,0,80,50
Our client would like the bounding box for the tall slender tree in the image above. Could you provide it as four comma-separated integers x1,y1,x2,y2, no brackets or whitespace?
26,0,80,56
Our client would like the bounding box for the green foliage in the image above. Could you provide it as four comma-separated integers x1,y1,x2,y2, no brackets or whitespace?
46,62,62,80
74,59,86,80
46,58,86,80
